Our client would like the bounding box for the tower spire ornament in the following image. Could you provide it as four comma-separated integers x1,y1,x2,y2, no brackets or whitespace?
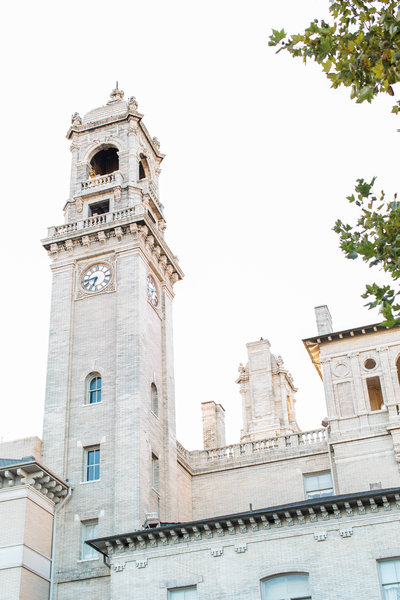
109,82,124,102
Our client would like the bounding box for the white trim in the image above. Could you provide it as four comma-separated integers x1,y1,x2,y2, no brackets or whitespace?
0,544,51,580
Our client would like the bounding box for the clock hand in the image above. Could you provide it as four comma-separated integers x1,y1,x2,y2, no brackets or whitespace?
88,276,98,289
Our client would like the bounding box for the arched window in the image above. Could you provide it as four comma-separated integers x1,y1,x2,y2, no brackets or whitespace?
261,573,311,600
90,147,119,176
138,155,149,180
151,383,158,416
87,374,102,404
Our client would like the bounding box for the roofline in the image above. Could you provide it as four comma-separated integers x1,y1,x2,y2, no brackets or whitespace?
302,321,398,379
87,487,400,556
303,322,392,347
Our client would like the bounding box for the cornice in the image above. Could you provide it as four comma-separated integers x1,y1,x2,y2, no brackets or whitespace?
0,460,70,504
87,488,400,557
41,214,183,289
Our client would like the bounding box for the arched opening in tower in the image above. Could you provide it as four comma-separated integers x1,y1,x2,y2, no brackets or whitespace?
138,155,150,180
90,147,119,176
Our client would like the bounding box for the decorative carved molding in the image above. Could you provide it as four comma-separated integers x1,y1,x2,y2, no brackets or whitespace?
319,357,332,365
128,96,139,112
234,543,247,553
377,345,389,353
332,361,350,378
314,531,327,542
237,363,249,382
44,219,182,287
210,547,223,557
339,527,353,538
114,187,122,203
71,112,82,126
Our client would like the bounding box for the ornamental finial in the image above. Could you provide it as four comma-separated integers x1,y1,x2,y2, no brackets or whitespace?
109,84,124,102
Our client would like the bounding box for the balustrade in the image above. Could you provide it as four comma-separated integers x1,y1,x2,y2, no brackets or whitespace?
83,214,107,228
81,173,116,190
183,427,328,467
54,222,78,236
113,208,135,221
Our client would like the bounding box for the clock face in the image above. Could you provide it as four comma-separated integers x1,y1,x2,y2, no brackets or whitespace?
82,264,112,293
147,275,158,307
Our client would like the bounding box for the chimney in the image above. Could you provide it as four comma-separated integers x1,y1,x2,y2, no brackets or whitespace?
315,305,333,335
201,401,226,450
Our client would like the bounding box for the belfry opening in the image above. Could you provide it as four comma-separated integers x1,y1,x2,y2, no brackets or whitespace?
90,147,119,176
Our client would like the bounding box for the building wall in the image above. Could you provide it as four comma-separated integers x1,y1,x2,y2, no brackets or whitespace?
108,510,400,599
176,461,193,522
0,437,42,462
191,452,331,519
0,486,54,600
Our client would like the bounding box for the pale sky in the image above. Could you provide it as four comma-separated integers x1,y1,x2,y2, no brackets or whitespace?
1,1,398,450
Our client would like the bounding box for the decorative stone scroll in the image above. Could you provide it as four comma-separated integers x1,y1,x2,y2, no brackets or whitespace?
136,559,147,569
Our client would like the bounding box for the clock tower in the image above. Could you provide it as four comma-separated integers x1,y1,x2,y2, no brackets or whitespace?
41,88,183,596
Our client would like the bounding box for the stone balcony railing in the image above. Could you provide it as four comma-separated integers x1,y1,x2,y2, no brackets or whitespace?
47,206,138,238
80,171,123,193
177,428,328,472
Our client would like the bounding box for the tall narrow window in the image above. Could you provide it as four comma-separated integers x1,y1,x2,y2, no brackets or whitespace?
168,587,197,599
303,472,333,499
366,376,384,411
85,447,100,482
151,383,158,416
379,559,400,599
396,356,400,386
87,375,102,404
152,453,159,492
81,520,99,560
261,573,311,600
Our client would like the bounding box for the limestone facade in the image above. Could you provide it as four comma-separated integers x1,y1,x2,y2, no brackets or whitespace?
42,92,400,599
3,90,400,599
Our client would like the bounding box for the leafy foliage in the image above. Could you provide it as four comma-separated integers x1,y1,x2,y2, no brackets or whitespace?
269,1,400,113
270,1,400,323
334,179,400,326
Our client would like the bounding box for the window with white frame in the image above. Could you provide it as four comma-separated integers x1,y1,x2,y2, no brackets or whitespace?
85,447,100,482
81,520,99,560
168,587,197,599
261,573,311,600
151,382,158,415
87,374,102,404
152,453,159,492
303,471,333,499
379,559,400,599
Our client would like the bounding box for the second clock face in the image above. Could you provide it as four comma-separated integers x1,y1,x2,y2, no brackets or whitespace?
147,275,158,307
82,264,112,293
